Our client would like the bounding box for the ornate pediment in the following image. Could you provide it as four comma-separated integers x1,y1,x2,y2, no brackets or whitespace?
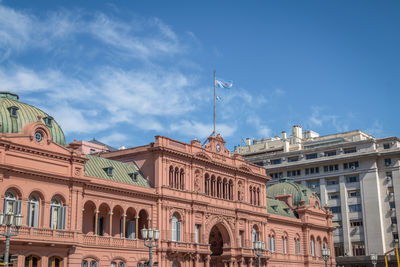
195,152,212,161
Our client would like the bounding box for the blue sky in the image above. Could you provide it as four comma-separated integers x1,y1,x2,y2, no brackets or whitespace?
0,1,399,149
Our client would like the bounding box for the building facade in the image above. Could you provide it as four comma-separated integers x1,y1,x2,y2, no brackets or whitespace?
0,93,334,267
235,125,400,266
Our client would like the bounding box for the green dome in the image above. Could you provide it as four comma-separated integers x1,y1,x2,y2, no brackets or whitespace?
267,178,318,207
0,92,66,146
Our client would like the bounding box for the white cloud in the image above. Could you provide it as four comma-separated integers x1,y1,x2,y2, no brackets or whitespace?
169,120,236,139
307,106,349,132
100,132,128,147
246,116,271,137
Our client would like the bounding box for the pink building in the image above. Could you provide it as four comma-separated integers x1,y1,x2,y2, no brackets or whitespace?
0,92,335,267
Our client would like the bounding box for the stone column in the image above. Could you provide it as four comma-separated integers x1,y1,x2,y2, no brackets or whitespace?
109,212,113,237
94,210,99,235
122,214,127,238
205,255,210,267
135,215,139,239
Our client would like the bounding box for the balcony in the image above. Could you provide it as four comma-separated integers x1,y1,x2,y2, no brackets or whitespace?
3,226,76,244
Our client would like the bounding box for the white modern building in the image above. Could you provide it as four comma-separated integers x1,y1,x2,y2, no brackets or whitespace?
235,125,400,266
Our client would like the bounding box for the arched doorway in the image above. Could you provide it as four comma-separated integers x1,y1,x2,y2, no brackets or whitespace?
209,223,231,267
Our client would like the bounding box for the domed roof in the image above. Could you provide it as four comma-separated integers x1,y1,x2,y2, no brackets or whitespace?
267,178,318,207
0,92,65,146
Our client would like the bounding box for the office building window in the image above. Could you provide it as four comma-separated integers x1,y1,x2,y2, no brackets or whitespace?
346,176,359,183
349,204,362,212
325,150,336,157
271,159,281,165
390,202,396,209
334,243,345,257
269,172,283,179
287,170,301,177
328,193,340,200
344,161,359,170
344,147,357,154
391,217,397,224
307,180,319,189
385,158,392,166
352,242,365,256
324,164,339,172
288,156,299,162
348,190,360,198
306,153,318,160
305,167,319,175
384,143,391,149
330,206,341,213
326,178,339,185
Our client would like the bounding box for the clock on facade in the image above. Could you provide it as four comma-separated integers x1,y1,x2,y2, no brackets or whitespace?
216,144,221,152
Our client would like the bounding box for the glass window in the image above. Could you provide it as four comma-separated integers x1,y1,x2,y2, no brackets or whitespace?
385,158,392,166
346,176,359,183
390,202,396,209
271,159,281,165
50,197,66,229
384,143,390,149
326,179,339,185
348,190,360,198
48,257,62,267
28,194,40,227
194,224,200,243
239,231,244,248
288,156,299,162
325,151,336,157
331,206,341,213
349,204,362,212
252,227,258,247
328,193,340,200
344,147,357,154
25,255,41,267
171,214,181,242
306,153,318,160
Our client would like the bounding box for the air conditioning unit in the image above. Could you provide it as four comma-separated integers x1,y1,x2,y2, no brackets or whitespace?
351,166,356,170
394,238,399,243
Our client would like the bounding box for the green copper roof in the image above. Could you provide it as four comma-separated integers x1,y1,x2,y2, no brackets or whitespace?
0,92,66,146
267,198,296,218
267,179,318,207
84,155,151,188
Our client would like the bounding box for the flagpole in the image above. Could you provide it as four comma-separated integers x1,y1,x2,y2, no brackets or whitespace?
213,70,216,136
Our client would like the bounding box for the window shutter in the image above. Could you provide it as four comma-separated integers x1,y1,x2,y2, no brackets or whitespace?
16,200,22,214
33,202,39,227
57,207,62,229
3,200,8,217
128,221,135,239
61,206,67,229
273,238,276,252
171,219,176,241
177,221,181,241
27,203,32,227
194,225,198,243
50,206,55,229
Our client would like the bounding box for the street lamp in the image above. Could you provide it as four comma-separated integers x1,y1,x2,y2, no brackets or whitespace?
0,212,23,266
141,227,160,267
253,240,266,267
370,253,378,267
322,246,331,267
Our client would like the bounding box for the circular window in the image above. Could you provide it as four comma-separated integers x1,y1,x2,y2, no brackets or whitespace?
35,131,43,142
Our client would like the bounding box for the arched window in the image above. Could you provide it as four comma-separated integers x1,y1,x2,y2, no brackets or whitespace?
282,236,287,254
229,180,234,200
28,194,40,227
4,190,21,215
257,188,260,206
310,237,315,257
211,176,216,197
118,263,125,267
217,177,222,198
223,179,227,199
180,169,184,190
205,173,210,195
25,255,41,267
171,213,181,242
253,187,257,205
249,186,253,204
268,233,276,253
172,261,179,267
252,226,258,248
295,236,301,255
316,238,321,257
111,262,116,267
169,166,174,187
174,168,179,189
48,256,63,267
50,197,66,229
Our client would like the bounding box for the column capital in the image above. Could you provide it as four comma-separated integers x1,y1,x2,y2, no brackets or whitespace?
122,214,127,217
95,210,100,214
135,215,140,219
108,212,113,216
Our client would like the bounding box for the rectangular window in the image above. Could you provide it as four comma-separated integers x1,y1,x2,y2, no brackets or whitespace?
288,156,299,162
386,172,393,179
390,202,396,209
305,168,310,175
331,206,341,213
344,147,357,154
195,224,200,243
307,181,320,189
325,150,337,157
348,190,360,198
328,193,340,200
306,153,318,160
385,158,392,166
287,171,291,177
352,242,365,256
349,204,362,212
384,143,390,149
350,220,363,227
346,176,359,183
344,161,359,170
271,159,282,165
392,217,398,224
239,230,244,248
327,179,339,185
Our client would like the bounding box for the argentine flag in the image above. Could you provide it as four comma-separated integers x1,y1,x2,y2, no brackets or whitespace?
215,79,233,89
